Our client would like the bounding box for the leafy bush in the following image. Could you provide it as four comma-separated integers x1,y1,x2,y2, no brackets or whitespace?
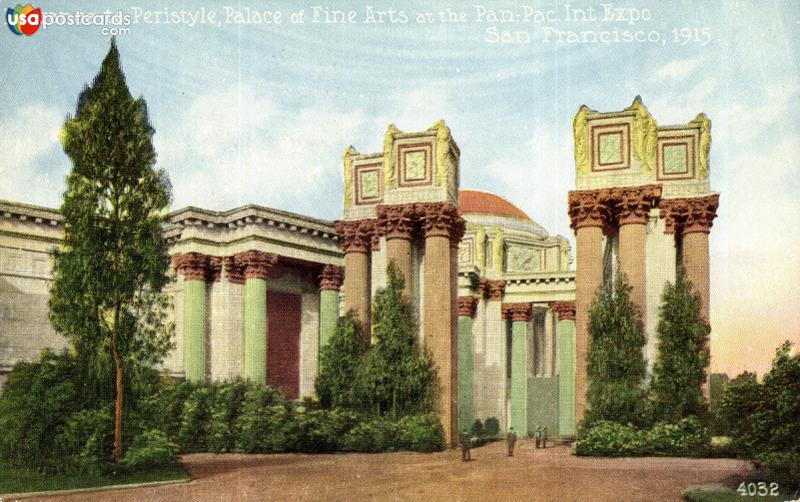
646,417,710,457
573,420,645,456
754,452,800,489
395,414,443,452
55,407,113,474
142,380,197,445
290,408,361,453
206,380,250,453
0,350,81,469
484,417,500,438
315,313,366,409
341,417,399,453
178,385,216,453
233,385,288,453
122,429,179,470
469,419,485,438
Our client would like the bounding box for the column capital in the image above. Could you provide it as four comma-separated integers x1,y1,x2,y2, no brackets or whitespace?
502,302,532,322
223,255,246,284
615,184,662,225
550,301,576,321
335,219,376,254
376,203,416,240
457,296,479,318
568,189,610,230
170,252,221,282
319,264,344,291
231,250,278,281
416,202,465,245
659,194,719,235
482,279,506,300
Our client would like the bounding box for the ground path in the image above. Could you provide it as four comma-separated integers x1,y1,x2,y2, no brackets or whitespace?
30,441,752,501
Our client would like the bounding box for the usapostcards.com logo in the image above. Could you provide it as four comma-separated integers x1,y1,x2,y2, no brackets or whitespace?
7,3,41,36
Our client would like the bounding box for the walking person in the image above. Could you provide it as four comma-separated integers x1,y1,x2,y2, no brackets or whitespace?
534,425,542,449
461,429,472,462
506,427,517,457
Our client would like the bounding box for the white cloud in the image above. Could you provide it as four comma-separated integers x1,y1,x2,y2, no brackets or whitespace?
0,103,66,206
649,56,704,83
155,81,368,217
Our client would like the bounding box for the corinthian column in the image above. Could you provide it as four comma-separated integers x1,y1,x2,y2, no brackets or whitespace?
551,301,576,437
318,265,343,350
615,185,661,315
233,250,278,384
457,296,479,435
418,202,464,446
171,252,221,382
335,219,375,339
376,204,416,297
503,302,532,434
568,189,608,425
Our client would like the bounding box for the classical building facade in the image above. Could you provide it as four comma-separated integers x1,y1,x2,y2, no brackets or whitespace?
0,98,717,443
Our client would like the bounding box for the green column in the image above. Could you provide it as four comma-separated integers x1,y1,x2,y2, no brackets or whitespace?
244,277,267,383
457,314,474,433
319,289,339,349
510,318,528,434
557,318,576,437
183,279,206,382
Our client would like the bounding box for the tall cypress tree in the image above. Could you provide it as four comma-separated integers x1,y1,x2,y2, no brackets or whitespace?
650,273,710,423
584,275,647,427
50,39,173,464
355,263,436,417
315,312,366,409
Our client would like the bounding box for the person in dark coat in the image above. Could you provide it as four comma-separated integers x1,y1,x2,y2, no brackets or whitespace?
534,425,542,449
461,429,472,461
506,427,518,457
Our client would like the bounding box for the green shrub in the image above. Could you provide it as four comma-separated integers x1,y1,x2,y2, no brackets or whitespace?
573,420,645,456
290,408,361,453
484,417,500,437
646,417,710,457
233,385,288,453
55,407,113,474
0,350,81,469
342,418,399,453
178,385,216,453
142,380,197,445
122,429,179,470
395,414,443,452
206,380,250,453
755,452,800,489
469,419,485,438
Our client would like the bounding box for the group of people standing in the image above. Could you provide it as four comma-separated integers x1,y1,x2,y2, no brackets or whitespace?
460,426,549,461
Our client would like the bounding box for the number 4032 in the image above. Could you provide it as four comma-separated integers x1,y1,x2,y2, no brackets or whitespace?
737,481,779,496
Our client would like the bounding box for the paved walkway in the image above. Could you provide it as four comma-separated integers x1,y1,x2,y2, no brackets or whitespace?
29,441,752,502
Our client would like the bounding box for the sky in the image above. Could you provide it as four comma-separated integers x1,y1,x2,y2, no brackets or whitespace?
1,0,798,376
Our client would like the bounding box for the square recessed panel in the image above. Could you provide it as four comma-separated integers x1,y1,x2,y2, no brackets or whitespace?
354,162,383,205
591,123,631,171
397,142,433,187
657,136,695,181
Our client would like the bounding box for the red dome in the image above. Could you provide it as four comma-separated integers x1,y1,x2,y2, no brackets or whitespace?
459,189,530,220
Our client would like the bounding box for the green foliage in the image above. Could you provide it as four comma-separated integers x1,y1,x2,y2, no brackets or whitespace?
469,419,485,438
720,342,800,458
585,276,647,428
233,385,288,453
0,350,81,469
650,274,711,424
178,385,216,453
342,417,399,453
50,38,174,463
290,408,361,453
646,417,711,457
141,380,198,445
708,373,730,436
574,420,646,456
354,263,436,417
394,414,444,453
122,430,179,470
56,407,114,475
754,452,800,489
574,417,710,457
315,312,366,409
206,380,250,453
484,417,500,437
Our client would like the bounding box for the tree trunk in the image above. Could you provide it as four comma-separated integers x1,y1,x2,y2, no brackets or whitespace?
111,303,123,464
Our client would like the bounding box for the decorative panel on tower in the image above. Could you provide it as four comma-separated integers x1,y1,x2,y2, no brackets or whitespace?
591,121,631,171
